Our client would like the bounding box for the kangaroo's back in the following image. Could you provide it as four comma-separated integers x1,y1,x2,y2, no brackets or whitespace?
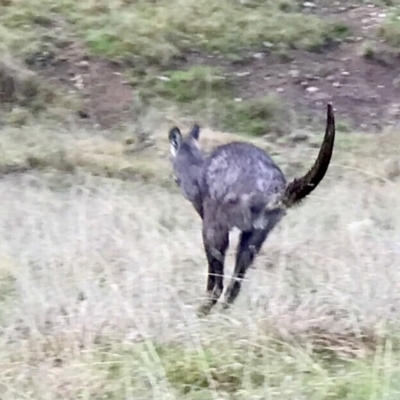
203,142,285,201
201,141,287,231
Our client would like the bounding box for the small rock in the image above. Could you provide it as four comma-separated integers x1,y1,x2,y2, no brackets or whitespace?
276,87,284,93
263,41,273,48
234,98,243,102
341,71,350,76
332,82,341,87
253,52,264,60
235,71,251,77
77,110,89,119
70,74,84,90
305,86,319,93
347,219,374,233
289,69,300,78
157,76,170,82
384,159,400,180
303,1,316,8
77,60,89,68
290,130,309,142
314,92,330,101
388,103,400,117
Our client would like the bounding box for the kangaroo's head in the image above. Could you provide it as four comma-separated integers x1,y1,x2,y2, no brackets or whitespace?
168,124,205,206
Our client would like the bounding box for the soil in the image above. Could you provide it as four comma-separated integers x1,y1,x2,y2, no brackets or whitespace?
26,1,400,132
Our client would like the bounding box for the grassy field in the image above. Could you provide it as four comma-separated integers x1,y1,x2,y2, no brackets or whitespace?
2,0,400,399
0,123,400,399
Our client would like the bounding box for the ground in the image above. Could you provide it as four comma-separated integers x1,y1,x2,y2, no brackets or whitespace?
2,0,400,133
2,0,400,398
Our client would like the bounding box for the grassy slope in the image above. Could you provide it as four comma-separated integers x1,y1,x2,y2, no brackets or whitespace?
0,0,348,61
0,0,350,134
1,0,400,399
1,154,400,398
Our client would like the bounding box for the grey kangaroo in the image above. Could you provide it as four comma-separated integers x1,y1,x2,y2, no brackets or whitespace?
168,103,336,315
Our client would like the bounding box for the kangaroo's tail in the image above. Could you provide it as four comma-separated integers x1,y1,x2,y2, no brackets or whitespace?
282,103,336,208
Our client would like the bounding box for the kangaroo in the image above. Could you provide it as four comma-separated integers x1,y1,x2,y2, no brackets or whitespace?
168,103,336,315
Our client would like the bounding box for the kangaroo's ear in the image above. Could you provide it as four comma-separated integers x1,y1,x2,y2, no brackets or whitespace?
188,124,200,141
168,127,182,157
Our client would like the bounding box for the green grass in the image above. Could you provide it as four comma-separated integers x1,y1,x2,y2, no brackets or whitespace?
0,0,350,66
131,65,292,136
147,66,231,104
0,56,81,125
21,334,400,399
62,0,348,63
377,5,400,47
0,0,352,129
222,94,292,136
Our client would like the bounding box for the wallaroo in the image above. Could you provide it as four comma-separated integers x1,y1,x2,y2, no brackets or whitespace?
168,103,336,315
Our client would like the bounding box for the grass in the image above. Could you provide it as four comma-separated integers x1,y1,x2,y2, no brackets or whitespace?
0,124,171,186
0,0,350,130
5,0,349,62
377,4,400,47
0,55,81,125
2,0,400,397
222,94,293,136
0,117,400,398
134,66,292,136
147,66,231,104
0,0,351,64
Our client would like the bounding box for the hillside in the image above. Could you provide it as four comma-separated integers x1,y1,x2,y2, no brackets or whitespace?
1,0,400,399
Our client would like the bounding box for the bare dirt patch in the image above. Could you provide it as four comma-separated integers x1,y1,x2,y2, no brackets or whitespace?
180,2,400,132
28,35,135,129
16,1,400,133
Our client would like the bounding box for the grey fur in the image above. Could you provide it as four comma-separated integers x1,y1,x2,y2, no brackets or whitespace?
168,104,336,315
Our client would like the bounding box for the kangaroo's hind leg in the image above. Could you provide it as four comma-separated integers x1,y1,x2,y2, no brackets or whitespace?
197,222,229,316
223,209,283,308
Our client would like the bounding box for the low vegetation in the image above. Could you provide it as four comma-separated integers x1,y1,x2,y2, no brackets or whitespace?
0,0,352,133
1,0,400,398
0,0,349,62
1,137,400,398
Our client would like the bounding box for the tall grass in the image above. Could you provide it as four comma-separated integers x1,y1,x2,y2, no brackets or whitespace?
0,125,400,398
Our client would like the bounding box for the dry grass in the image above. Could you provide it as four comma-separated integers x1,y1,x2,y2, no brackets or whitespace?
0,121,400,398
2,1,400,394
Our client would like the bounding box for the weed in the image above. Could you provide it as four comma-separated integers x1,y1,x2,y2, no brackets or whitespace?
223,94,292,136
378,10,400,47
154,66,230,103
